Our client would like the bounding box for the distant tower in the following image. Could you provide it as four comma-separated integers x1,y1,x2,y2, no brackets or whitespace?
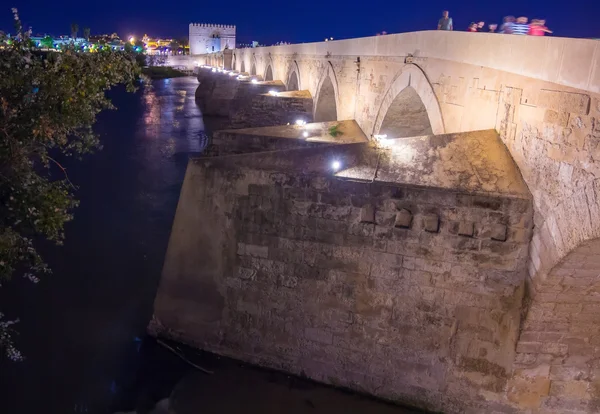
189,23,236,55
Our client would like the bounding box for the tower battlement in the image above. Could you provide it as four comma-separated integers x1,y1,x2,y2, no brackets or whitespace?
190,23,236,29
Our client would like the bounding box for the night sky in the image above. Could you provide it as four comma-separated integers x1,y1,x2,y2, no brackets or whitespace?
2,1,599,45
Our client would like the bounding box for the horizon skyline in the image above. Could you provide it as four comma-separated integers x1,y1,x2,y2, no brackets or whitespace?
2,2,599,46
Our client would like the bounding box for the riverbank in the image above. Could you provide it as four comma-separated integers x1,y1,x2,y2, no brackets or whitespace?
141,66,189,79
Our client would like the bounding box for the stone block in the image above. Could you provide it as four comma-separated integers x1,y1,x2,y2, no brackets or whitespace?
245,244,269,258
543,109,569,127
360,204,375,223
394,209,412,229
280,274,298,288
506,374,551,409
238,267,257,280
549,365,590,381
423,214,439,233
490,224,508,242
549,380,589,398
458,221,474,237
305,327,333,344
516,341,543,353
541,342,568,356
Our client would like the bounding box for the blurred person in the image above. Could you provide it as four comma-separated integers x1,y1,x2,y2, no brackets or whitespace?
438,10,453,31
467,22,478,32
500,16,516,34
476,21,486,32
529,19,553,36
512,17,530,35
489,24,498,33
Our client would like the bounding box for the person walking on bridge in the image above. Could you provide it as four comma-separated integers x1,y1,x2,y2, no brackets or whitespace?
438,11,453,31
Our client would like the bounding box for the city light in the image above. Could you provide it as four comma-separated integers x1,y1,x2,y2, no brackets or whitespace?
303,131,309,138
251,79,258,84
268,90,278,96
331,160,341,171
295,119,306,126
212,68,216,72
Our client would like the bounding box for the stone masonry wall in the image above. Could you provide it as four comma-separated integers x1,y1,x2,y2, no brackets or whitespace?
204,130,327,157
152,153,533,413
507,237,600,413
229,92,313,129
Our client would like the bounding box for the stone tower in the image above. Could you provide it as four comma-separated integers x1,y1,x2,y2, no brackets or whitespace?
189,23,236,55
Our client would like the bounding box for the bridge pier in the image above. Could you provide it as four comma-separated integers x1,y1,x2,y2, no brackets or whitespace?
151,129,533,414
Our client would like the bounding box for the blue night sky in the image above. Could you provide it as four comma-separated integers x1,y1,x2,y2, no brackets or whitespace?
2,0,599,44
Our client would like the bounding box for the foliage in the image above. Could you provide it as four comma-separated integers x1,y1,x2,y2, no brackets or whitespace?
328,124,343,137
0,8,140,362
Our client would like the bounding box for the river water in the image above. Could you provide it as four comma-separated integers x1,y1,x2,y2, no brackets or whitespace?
1,77,211,413
0,77,421,414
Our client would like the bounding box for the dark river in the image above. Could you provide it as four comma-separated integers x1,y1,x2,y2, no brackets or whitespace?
0,77,421,414
1,77,212,413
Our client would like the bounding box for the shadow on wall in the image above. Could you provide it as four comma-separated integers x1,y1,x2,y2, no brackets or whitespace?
265,65,273,81
379,86,433,138
287,71,299,91
314,76,337,122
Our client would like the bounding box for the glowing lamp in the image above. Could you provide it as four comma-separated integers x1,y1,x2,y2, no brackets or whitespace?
251,79,258,84
374,134,392,148
295,119,306,126
268,90,278,96
212,68,216,72
331,160,341,171
303,131,309,138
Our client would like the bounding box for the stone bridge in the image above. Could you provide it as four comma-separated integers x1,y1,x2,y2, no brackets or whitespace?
152,31,600,413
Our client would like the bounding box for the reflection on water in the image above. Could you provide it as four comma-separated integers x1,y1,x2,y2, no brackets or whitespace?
0,77,211,413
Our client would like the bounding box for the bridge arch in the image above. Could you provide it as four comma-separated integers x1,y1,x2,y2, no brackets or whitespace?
250,56,257,76
372,64,445,138
286,61,301,91
240,60,245,74
511,236,600,410
232,54,236,71
314,61,339,122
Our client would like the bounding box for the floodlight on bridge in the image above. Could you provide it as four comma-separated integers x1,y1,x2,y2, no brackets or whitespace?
295,119,306,126
251,79,258,84
303,131,309,138
331,160,341,171
374,134,392,148
268,90,279,96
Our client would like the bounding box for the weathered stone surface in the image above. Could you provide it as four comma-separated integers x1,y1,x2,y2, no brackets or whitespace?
360,204,375,223
394,209,412,228
458,221,474,237
491,224,508,242
205,120,368,157
229,87,313,129
151,133,533,414
423,213,439,233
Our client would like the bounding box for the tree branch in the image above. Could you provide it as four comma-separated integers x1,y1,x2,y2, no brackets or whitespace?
46,156,76,189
